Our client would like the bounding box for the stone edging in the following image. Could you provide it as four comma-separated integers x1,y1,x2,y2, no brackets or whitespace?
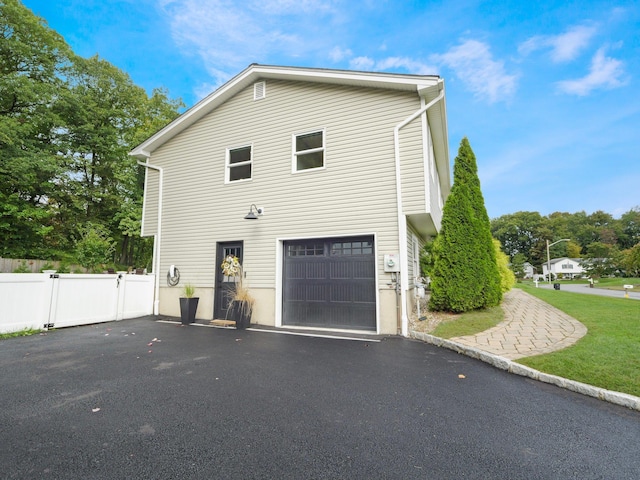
409,330,640,411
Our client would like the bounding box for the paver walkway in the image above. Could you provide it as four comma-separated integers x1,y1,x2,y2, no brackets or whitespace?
450,288,587,360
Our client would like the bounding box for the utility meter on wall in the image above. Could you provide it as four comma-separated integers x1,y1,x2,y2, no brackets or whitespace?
384,254,401,272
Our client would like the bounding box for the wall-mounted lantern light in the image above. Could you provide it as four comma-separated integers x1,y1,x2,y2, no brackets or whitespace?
244,204,264,220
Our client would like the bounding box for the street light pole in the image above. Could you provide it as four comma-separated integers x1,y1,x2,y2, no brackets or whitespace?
546,238,570,284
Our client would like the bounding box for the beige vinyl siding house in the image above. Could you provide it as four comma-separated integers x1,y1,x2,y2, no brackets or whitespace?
132,65,450,336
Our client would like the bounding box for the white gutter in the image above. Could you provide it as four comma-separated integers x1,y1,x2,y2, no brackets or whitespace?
137,160,163,316
393,82,445,337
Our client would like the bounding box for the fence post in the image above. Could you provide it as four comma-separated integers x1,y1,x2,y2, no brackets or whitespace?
45,273,60,330
116,273,126,321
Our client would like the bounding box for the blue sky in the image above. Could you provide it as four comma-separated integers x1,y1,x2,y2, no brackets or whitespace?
22,0,640,219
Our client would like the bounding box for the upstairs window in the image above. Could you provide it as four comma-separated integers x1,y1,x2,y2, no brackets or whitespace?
226,145,252,182
293,130,325,172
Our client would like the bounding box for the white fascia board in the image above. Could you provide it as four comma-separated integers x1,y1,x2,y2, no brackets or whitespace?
129,64,442,158
132,149,151,160
254,64,440,91
421,79,451,197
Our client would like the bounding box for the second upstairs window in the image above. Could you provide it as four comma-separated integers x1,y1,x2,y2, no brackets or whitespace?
226,145,252,182
293,130,325,172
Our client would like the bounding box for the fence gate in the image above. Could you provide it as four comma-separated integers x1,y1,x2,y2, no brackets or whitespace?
0,273,155,334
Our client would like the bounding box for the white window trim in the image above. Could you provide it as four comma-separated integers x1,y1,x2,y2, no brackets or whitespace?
292,128,326,174
225,144,253,184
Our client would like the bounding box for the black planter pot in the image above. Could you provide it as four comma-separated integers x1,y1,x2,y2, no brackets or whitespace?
179,297,199,324
229,300,251,329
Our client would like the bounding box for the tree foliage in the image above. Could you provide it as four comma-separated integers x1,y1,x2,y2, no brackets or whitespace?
491,207,640,276
0,1,183,267
419,239,435,279
510,252,527,279
75,223,115,273
494,239,515,292
0,0,70,257
621,244,640,277
429,137,502,313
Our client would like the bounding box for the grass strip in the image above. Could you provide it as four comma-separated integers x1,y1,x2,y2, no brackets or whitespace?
0,328,42,340
431,305,504,338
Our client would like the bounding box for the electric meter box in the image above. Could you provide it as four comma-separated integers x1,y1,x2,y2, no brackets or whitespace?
384,254,401,272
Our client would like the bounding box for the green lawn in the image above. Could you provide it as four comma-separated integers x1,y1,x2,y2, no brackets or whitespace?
516,284,640,397
588,277,640,291
431,306,504,338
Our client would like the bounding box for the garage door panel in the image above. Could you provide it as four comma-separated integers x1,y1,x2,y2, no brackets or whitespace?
329,261,351,279
283,236,376,331
330,284,352,302
307,262,327,279
286,262,306,279
352,260,375,279
306,284,329,301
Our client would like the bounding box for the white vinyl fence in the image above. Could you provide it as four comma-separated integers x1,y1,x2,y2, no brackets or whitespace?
0,273,155,334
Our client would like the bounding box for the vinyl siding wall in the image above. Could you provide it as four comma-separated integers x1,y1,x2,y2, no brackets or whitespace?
426,126,444,229
140,167,159,237
406,223,426,314
142,79,432,329
398,114,426,215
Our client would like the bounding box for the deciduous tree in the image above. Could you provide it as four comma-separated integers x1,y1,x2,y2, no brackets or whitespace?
0,1,182,266
0,0,71,256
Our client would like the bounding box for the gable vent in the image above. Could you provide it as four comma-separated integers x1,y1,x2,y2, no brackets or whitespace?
254,81,266,100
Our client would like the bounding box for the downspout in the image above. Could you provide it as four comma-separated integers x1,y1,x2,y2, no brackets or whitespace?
137,160,163,316
393,81,445,337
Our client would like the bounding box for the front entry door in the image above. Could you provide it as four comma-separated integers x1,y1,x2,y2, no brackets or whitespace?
214,241,243,320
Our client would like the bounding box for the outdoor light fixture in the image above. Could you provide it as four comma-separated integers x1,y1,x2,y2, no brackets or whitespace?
244,204,263,220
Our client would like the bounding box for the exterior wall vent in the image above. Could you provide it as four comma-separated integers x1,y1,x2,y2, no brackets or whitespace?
254,81,266,100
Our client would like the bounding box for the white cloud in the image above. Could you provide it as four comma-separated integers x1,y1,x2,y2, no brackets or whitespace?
253,0,336,15
193,81,226,100
431,40,518,103
159,0,339,84
329,46,352,62
349,56,376,71
375,57,438,75
519,25,597,62
347,56,437,75
556,47,627,96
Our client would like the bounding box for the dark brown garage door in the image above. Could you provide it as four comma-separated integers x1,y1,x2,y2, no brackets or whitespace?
283,236,376,331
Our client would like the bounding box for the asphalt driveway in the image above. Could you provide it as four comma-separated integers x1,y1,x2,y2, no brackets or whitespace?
1,318,639,479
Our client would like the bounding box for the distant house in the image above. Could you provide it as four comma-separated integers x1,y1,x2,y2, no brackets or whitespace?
131,64,450,336
523,262,535,279
541,257,585,280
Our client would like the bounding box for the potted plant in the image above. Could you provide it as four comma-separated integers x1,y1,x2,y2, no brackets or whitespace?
179,283,199,325
221,255,255,329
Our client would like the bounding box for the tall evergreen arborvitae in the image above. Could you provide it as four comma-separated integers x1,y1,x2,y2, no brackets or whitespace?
429,137,502,312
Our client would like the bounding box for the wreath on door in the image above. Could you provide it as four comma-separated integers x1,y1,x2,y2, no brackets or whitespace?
221,255,241,277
